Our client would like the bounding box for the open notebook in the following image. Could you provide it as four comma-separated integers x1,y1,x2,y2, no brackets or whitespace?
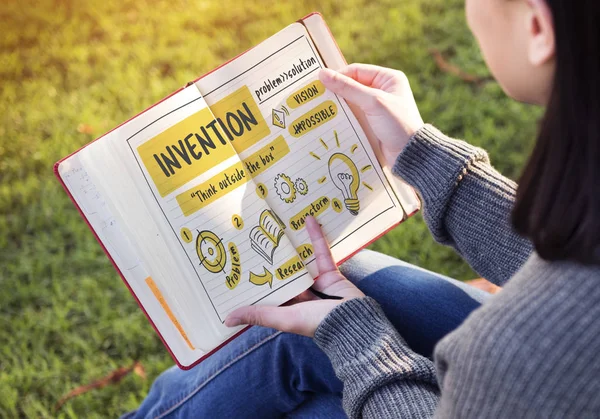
55,13,420,369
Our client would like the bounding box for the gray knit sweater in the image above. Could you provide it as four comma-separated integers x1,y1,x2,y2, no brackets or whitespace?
314,125,600,418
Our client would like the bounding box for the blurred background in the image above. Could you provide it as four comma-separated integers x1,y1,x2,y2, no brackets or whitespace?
0,0,540,416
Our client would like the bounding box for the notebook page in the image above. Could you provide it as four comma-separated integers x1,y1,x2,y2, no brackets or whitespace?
195,23,404,277
80,88,224,352
102,86,313,328
58,155,204,367
302,13,421,216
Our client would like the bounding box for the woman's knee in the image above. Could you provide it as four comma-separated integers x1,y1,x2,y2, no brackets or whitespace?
339,249,406,284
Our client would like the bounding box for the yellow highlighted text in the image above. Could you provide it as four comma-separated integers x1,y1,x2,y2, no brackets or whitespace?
231,214,244,230
180,227,193,243
225,242,241,290
296,243,314,261
256,183,268,199
286,80,326,109
332,198,343,213
289,100,338,138
138,107,236,197
138,85,269,197
289,196,330,231
210,85,271,154
276,255,305,281
177,161,248,216
243,135,290,177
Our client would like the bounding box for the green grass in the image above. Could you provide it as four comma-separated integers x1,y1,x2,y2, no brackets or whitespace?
0,0,540,416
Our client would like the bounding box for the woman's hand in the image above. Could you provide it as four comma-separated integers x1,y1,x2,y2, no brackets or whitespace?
224,217,364,337
319,64,424,167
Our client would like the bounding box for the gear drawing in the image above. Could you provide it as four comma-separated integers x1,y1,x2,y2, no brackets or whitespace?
295,178,308,195
274,173,296,203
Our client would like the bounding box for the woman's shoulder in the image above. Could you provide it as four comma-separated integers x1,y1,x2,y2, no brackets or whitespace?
462,252,598,322
434,254,600,416
489,253,600,329
441,253,600,354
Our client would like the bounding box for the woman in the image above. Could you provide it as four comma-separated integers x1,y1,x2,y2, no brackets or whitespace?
128,0,599,417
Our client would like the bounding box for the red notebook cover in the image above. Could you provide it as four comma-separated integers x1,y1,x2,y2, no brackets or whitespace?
54,12,419,370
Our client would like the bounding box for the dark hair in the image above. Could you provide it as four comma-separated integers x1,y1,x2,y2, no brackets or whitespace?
512,0,600,265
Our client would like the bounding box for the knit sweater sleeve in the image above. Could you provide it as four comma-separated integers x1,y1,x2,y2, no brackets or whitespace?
392,125,533,286
314,297,440,418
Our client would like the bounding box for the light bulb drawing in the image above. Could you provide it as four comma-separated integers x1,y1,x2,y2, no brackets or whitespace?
308,130,375,216
328,153,360,216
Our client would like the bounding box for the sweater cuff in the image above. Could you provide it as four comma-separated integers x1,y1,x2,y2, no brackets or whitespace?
392,124,489,209
314,297,415,368
314,297,440,417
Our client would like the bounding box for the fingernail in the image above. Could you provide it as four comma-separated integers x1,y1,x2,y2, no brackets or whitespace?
319,68,335,82
224,317,241,327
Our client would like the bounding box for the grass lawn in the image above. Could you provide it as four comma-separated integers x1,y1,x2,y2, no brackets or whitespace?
0,0,540,416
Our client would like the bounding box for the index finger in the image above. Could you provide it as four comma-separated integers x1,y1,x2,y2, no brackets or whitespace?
305,216,338,275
